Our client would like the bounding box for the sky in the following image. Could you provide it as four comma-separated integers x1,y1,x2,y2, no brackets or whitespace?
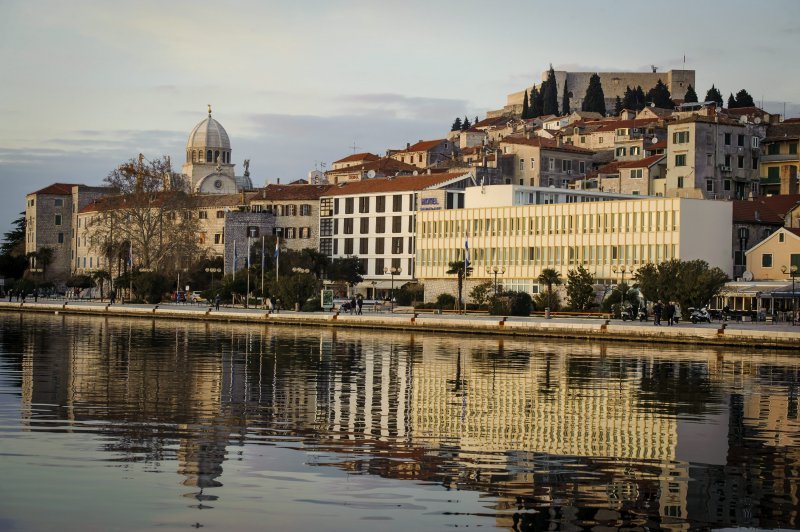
1,0,799,233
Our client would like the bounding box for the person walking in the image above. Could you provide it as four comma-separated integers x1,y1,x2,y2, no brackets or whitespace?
350,295,356,315
110,290,116,305
653,300,663,326
8,289,13,302
666,301,675,326
214,293,221,311
356,294,363,315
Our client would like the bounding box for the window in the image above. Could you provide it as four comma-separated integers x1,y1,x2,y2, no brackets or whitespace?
630,146,641,156
580,136,586,144
333,239,338,254
738,134,745,147
724,132,731,145
54,214,62,226
374,258,384,275
320,218,333,236
706,179,714,192
345,198,354,214
358,197,370,213
630,169,643,179
359,238,368,254
767,143,780,155
562,159,572,172
54,198,63,207
376,217,385,233
300,227,310,239
376,195,386,212
320,198,333,216
58,232,64,244
199,210,208,219
392,216,402,233
675,154,686,167
343,218,354,234
359,217,369,233
548,158,555,171
673,131,690,144
579,161,586,174
761,253,773,268
216,210,225,219
320,238,332,256
738,155,744,169
768,166,780,179
791,143,799,155
530,158,536,169
392,237,403,254
677,176,684,188
779,233,785,243
300,204,311,216
599,137,604,144
375,238,385,254
519,158,525,171
753,157,759,170
724,180,731,191
392,195,402,212
344,238,353,255
724,154,732,167
615,147,626,157
752,137,760,149
286,204,297,216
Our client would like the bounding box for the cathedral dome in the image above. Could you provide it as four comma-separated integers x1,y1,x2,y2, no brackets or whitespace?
186,107,231,150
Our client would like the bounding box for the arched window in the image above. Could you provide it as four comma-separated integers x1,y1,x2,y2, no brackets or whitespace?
206,150,212,162
192,150,197,163
215,150,220,163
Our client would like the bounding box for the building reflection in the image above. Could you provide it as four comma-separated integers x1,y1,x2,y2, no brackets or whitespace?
7,313,800,529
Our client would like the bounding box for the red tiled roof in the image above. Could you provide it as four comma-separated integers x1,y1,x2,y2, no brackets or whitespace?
614,155,665,169
500,136,595,154
326,157,419,176
30,183,77,196
332,152,379,164
473,116,512,129
732,195,800,224
787,228,800,238
395,139,448,153
648,139,668,150
256,184,333,201
592,118,661,133
324,172,471,197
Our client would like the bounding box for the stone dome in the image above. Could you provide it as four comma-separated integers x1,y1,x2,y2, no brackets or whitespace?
186,110,231,150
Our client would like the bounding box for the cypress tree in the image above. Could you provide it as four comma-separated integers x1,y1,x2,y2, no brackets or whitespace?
461,116,471,130
621,86,635,110
614,96,623,115
645,79,674,109
727,93,736,109
542,64,559,116
530,87,544,118
521,89,530,119
451,117,462,131
735,89,755,107
581,73,606,115
561,79,571,115
683,84,698,103
634,86,646,110
474,116,478,125
705,85,723,106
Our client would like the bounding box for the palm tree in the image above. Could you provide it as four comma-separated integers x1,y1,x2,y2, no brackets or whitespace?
537,268,562,310
446,260,473,312
92,270,111,301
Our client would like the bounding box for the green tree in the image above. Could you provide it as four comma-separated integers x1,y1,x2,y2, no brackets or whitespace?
469,280,493,307
461,116,471,130
561,79,571,115
535,268,562,310
727,93,736,108
683,84,698,103
521,89,530,119
92,270,111,300
132,270,171,304
530,87,544,118
646,79,674,109
542,65,559,116
614,96,623,115
704,84,724,106
734,89,755,108
601,283,640,317
451,117,462,131
327,257,364,287
581,73,606,115
436,293,456,310
566,266,596,311
446,260,472,311
270,271,318,310
0,212,27,280
634,259,728,317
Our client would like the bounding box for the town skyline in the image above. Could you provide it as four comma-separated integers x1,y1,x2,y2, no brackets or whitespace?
2,0,800,232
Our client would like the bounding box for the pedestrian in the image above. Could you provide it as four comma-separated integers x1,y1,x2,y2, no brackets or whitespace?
653,300,663,326
350,295,356,315
16,290,20,302
33,288,38,303
666,301,676,326
21,291,26,303
356,294,363,315
214,293,221,311
275,298,281,314
110,290,116,305
7,289,12,302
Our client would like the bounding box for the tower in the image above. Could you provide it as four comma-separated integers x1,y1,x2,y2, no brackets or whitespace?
182,105,240,193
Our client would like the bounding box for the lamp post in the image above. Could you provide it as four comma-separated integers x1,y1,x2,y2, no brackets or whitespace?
384,266,402,312
488,266,505,296
611,264,629,308
205,267,221,295
370,280,377,300
292,267,310,311
781,264,798,325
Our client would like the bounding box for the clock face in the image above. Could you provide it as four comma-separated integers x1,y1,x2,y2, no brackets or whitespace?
214,179,223,189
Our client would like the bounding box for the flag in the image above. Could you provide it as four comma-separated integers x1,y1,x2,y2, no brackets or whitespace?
464,234,470,271
128,241,133,268
247,236,251,269
274,236,280,259
233,240,237,277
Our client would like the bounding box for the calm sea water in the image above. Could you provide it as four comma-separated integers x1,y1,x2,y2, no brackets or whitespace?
0,312,798,531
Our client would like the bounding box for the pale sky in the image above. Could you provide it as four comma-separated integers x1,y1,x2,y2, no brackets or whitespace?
1,0,799,232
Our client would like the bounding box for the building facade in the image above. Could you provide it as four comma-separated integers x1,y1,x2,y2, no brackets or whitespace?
498,136,594,188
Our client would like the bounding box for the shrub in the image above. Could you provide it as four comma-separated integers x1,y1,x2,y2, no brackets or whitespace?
435,293,456,310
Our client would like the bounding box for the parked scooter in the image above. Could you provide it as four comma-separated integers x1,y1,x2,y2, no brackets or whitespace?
620,305,633,321
689,306,712,324
637,307,648,322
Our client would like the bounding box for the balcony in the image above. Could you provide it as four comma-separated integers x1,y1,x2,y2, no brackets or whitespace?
760,153,799,163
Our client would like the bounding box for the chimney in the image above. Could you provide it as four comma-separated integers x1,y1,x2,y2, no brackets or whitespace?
557,136,563,147
277,178,280,184
406,142,411,150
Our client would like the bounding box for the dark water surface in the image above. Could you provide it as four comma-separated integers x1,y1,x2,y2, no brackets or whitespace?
0,313,799,531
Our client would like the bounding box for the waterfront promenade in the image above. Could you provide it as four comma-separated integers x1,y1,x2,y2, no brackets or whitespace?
3,298,799,350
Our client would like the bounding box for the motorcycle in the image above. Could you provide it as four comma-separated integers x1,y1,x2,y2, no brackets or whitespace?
637,308,648,322
689,307,712,324
620,305,633,321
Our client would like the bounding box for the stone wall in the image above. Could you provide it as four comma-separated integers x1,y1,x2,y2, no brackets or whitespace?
223,212,275,275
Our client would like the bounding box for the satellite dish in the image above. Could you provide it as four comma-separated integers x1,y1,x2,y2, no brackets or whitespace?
754,117,762,124
650,102,656,108
742,271,754,282
651,137,659,144
412,170,419,176
366,169,376,179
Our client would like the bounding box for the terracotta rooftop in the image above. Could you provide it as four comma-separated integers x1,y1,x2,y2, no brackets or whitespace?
323,171,472,197
332,152,379,164
787,228,800,238
764,122,800,142
500,136,595,154
732,195,800,224
395,139,449,153
30,183,78,196
326,157,419,176
254,184,334,201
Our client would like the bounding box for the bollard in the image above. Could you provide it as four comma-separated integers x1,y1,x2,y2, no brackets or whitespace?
545,307,551,319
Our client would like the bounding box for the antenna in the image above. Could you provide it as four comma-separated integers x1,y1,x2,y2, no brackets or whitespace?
350,140,360,154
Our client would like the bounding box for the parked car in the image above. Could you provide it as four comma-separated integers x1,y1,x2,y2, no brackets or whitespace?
190,291,207,303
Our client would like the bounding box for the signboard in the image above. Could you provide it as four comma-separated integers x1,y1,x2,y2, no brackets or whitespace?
321,289,334,311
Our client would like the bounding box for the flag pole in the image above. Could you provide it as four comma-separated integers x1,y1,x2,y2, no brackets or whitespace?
261,234,265,307
275,236,280,281
246,235,251,308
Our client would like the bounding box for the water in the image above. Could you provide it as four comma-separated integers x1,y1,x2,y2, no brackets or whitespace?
0,312,798,531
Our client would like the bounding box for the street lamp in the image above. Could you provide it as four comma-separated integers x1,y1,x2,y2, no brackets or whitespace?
611,264,629,308
292,267,310,311
205,267,221,295
384,266,402,312
370,280,377,300
781,264,798,325
487,266,505,296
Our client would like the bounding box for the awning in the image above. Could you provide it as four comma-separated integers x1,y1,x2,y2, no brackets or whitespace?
718,283,792,298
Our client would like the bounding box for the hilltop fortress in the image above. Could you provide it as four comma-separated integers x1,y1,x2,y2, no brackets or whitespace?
490,68,695,117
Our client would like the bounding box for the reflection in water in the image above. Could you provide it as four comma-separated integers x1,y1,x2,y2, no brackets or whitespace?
1,313,799,530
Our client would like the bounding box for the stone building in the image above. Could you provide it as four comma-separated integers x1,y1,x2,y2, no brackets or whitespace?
223,211,275,276
388,139,457,169
759,120,800,195
497,136,594,188
594,155,667,196
249,183,333,253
